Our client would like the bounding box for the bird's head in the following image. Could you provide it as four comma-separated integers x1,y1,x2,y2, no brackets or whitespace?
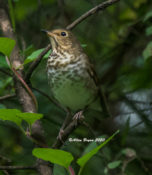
42,29,82,52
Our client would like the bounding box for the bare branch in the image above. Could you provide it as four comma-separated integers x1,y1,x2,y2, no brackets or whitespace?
66,0,120,30
120,108,152,116
129,100,152,105
0,165,36,170
122,95,152,130
130,121,143,129
0,155,11,163
0,94,16,101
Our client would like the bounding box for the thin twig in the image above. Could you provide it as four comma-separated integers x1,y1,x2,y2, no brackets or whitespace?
0,155,11,163
25,0,120,81
66,0,120,30
120,108,152,116
12,67,38,109
130,100,152,105
130,121,143,129
0,165,36,170
122,95,152,130
0,94,16,101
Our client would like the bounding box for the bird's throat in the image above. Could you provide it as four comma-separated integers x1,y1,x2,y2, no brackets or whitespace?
50,38,58,50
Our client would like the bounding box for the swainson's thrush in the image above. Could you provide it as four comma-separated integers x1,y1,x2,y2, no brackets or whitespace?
45,29,109,121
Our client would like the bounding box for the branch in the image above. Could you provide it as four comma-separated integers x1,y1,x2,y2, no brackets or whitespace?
0,155,11,163
120,108,152,116
0,94,16,101
66,0,120,30
129,100,152,105
52,112,84,148
130,121,143,129
0,165,36,170
12,67,38,109
122,95,152,130
25,0,120,81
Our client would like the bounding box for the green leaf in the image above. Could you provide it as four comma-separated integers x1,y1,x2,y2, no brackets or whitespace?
82,141,97,155
143,41,152,61
0,109,43,128
22,45,35,58
0,77,13,95
81,44,87,48
77,130,119,174
104,167,108,174
24,48,51,65
107,160,121,169
32,148,74,169
0,37,16,57
143,10,152,22
53,164,67,175
8,0,16,31
0,109,22,126
17,112,43,125
145,26,152,36
0,54,10,68
134,0,147,8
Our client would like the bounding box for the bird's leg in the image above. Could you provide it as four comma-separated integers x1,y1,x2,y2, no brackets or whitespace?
57,109,72,140
73,110,84,126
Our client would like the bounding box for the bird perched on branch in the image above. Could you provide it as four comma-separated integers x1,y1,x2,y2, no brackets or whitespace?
43,29,110,132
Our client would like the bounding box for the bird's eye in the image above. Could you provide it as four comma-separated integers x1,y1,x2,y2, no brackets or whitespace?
61,32,66,36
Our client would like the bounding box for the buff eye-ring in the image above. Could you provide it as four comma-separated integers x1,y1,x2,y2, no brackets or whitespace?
61,32,66,36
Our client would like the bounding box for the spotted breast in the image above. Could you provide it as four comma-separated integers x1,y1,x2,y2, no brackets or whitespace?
47,51,98,112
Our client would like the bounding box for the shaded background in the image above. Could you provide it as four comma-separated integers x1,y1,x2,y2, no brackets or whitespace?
0,0,152,174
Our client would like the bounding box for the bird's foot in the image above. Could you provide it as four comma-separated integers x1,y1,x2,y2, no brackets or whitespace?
73,110,84,125
57,129,64,143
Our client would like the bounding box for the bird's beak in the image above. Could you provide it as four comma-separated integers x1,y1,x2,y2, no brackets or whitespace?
41,29,54,37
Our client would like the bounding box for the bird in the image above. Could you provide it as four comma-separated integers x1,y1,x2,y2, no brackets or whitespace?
43,29,110,133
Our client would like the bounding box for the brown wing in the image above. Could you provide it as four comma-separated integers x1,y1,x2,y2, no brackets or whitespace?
86,59,111,118
87,62,99,87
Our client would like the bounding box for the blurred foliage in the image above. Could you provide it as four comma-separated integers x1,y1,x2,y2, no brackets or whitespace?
0,0,152,174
